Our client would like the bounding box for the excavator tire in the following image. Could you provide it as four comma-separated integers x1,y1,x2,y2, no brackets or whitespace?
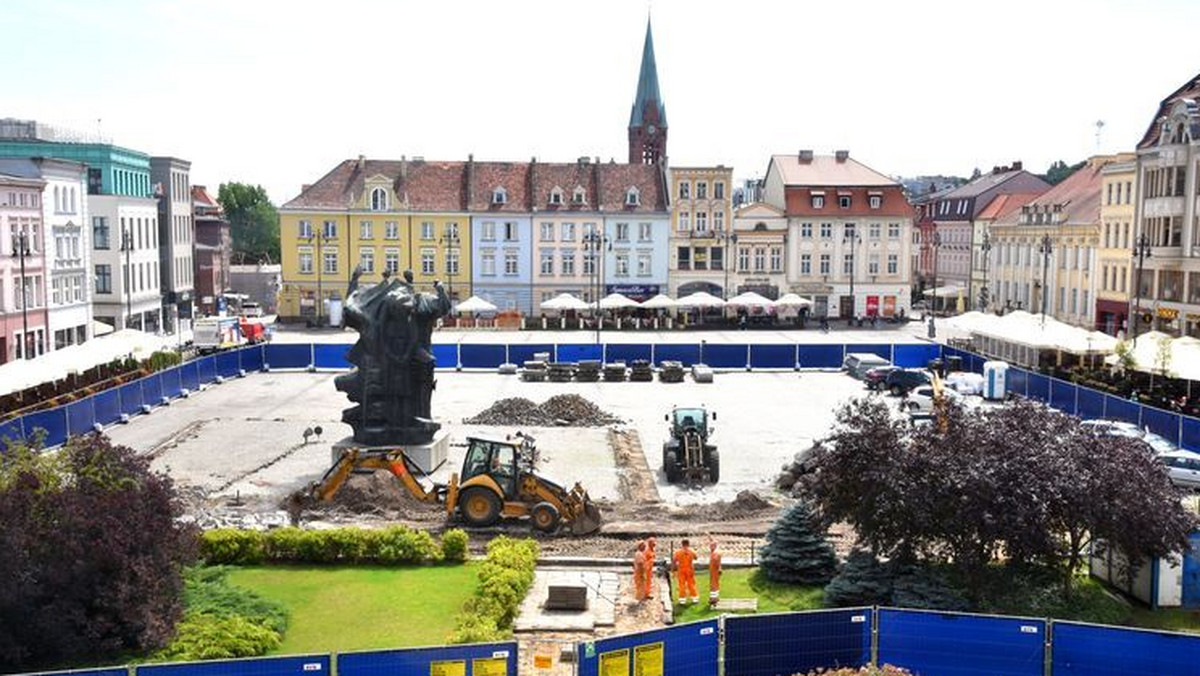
531,501,561,533
664,451,681,483
460,487,502,527
708,450,720,483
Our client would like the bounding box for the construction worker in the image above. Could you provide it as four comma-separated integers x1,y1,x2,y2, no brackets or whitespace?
673,539,699,604
708,540,722,606
644,537,658,599
633,541,648,601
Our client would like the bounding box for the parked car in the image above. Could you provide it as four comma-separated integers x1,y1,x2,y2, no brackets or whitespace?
843,353,891,380
885,369,932,396
864,366,900,391
1159,450,1200,489
904,385,960,414
241,301,263,318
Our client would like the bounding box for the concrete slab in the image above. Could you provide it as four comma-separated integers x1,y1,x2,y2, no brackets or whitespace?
514,568,620,632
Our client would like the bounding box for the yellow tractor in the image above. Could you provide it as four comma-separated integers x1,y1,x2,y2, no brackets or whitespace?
310,433,602,535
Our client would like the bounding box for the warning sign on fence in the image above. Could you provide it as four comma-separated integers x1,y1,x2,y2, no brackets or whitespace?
633,642,663,676
599,648,630,676
473,656,508,676
533,655,553,670
431,660,466,676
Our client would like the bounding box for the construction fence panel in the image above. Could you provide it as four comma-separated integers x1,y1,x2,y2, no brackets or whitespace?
23,407,68,448
1026,373,1050,403
1049,379,1078,416
1050,621,1200,676
1076,386,1106,420
703,344,748,369
577,620,719,676
894,343,940,368
459,344,506,369
117,380,144,415
240,344,265,372
161,366,183,399
313,344,350,370
93,388,122,426
0,417,24,449
20,668,129,676
143,372,164,405
216,350,242,378
724,608,872,676
338,642,518,676
606,343,653,364
197,355,219,384
432,344,459,369
1103,395,1140,426
1007,367,1029,398
876,608,1045,676
66,399,96,437
137,654,331,676
1182,416,1200,453
508,344,555,366
556,344,602,363
797,344,844,369
749,344,797,369
179,361,200,393
265,343,313,370
654,343,702,367
1141,406,1181,447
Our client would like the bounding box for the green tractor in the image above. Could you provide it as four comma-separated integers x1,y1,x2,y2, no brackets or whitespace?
662,407,719,484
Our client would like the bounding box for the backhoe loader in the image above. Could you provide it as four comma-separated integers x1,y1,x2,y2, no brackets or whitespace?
310,433,602,535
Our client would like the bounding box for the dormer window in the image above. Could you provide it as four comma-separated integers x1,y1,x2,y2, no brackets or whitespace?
838,195,851,209
370,187,389,211
549,187,564,205
492,187,508,205
572,187,586,204
869,195,881,209
812,193,825,209
625,187,640,206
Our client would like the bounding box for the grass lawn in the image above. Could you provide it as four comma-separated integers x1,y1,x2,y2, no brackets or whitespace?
1128,606,1200,633
672,568,823,624
226,564,477,654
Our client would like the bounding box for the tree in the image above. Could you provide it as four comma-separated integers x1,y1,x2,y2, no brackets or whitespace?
219,182,280,264
1042,160,1085,185
759,500,837,585
0,435,197,670
823,549,893,607
1113,338,1137,372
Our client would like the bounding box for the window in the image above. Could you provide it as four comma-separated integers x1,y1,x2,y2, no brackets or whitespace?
95,264,112,294
694,247,708,271
504,251,518,275
482,221,496,241
323,250,338,274
868,254,880,275
677,247,691,271
540,222,554,242
381,221,397,239
714,211,724,232
360,220,373,239
714,182,725,199
888,222,900,239
421,221,434,240
839,195,851,209
819,254,831,275
561,250,576,275
696,211,708,231
678,211,690,231
562,222,576,241
637,253,651,276
801,223,813,238
323,220,337,238
820,223,832,238
503,222,517,241
1107,183,1113,205
696,182,707,199
573,187,586,204
616,222,629,241
615,253,630,276
753,247,766,272
370,187,388,211
359,248,375,273
844,223,857,239
446,250,459,276
869,195,881,209
549,188,563,205
639,222,652,242
801,254,812,275
492,187,507,204
887,254,898,275
625,187,640,206
711,246,723,271
93,216,110,249
385,250,400,274
481,252,496,276
540,249,554,276
299,220,312,238
299,250,314,273
678,181,691,200
421,250,435,275
812,195,825,209
583,251,596,275
770,247,782,272
843,253,853,274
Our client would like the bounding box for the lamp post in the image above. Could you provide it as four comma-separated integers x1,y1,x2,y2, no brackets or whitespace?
584,229,610,344
1131,232,1153,346
719,230,738,300
1038,234,1053,328
304,229,335,327
929,231,942,337
439,228,460,306
979,230,992,312
120,228,134,329
844,227,861,319
11,230,32,358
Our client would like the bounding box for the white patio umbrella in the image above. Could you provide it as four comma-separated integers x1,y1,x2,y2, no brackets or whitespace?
640,293,678,310
726,291,776,308
598,292,641,310
540,293,590,312
455,295,498,313
674,291,726,308
774,293,813,308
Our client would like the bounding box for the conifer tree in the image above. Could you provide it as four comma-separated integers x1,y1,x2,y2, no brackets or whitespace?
759,500,837,585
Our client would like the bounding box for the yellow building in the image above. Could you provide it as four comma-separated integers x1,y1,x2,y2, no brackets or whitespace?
1096,156,1137,335
667,166,735,297
278,158,472,324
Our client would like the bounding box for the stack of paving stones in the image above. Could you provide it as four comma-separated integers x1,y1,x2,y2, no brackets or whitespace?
629,359,654,382
521,360,548,382
658,360,685,383
575,360,601,382
548,362,577,382
603,361,628,382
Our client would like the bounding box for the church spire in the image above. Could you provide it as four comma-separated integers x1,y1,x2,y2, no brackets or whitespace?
628,17,667,164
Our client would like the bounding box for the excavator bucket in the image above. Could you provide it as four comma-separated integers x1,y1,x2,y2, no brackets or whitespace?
568,489,603,535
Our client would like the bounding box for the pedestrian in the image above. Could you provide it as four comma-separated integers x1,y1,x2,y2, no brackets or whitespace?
707,539,722,607
644,537,657,599
633,540,648,601
672,539,699,605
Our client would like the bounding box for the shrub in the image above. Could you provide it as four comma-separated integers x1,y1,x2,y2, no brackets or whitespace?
376,526,441,564
759,500,837,585
201,529,266,565
199,526,448,565
451,537,538,643
265,527,307,562
156,615,281,661
824,550,893,608
442,528,469,562
806,667,913,676
182,567,287,634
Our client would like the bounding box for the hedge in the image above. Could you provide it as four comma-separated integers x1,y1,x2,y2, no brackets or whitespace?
451,537,539,643
200,526,450,565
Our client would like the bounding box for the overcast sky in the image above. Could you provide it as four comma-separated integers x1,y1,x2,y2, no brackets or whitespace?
5,0,1199,203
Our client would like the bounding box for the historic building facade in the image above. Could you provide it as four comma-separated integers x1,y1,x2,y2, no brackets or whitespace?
730,202,787,299
667,166,734,297
1096,157,1137,335
0,172,48,361
150,156,194,331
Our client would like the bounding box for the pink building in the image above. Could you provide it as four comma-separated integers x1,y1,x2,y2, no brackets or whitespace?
0,172,49,362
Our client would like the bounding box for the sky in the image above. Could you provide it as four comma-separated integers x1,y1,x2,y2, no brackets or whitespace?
4,0,1200,204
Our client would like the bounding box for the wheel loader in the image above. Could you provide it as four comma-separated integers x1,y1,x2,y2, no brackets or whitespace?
309,433,602,535
662,406,719,484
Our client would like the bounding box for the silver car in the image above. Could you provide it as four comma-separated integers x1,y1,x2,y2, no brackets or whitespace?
1159,451,1200,490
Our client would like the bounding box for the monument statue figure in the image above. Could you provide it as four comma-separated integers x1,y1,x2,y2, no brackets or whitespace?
334,266,451,446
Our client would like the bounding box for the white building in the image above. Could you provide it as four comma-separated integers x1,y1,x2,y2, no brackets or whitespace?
90,195,163,332
730,202,787,298
151,157,194,333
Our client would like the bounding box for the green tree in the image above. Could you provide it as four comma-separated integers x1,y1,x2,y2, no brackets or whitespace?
219,183,280,264
1042,160,1085,185
759,500,838,585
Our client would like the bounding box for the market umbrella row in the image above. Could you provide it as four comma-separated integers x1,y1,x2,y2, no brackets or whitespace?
534,291,814,311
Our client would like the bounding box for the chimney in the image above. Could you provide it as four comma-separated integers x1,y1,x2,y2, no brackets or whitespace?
356,154,365,170
834,150,849,162
594,161,604,210
578,156,590,165
466,154,475,210
399,155,408,181
1012,161,1023,171
992,166,1002,175
798,149,814,163
529,157,538,210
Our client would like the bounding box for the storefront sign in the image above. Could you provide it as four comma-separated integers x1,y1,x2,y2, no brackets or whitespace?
883,296,897,317
607,284,661,298
866,296,880,316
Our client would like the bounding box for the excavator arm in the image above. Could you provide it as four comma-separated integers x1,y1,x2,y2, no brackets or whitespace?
311,448,444,505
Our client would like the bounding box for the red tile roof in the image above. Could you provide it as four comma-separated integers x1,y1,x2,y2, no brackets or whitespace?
1138,73,1200,149
994,160,1106,227
976,193,1040,221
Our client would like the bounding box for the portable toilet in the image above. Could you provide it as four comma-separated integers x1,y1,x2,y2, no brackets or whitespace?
982,361,1009,400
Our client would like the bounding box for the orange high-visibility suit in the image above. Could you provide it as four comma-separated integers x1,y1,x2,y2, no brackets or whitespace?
708,547,722,605
644,537,658,596
673,544,698,602
633,541,648,600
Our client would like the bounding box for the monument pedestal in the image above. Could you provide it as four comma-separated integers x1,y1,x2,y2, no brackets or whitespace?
331,429,451,474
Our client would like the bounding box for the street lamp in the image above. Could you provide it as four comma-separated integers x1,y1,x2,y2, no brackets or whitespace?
719,230,738,300
929,231,942,338
844,227,861,319
120,228,134,329
304,229,335,327
979,230,992,312
1131,232,1153,346
439,228,460,306
584,230,610,344
1038,234,1053,328
11,229,32,358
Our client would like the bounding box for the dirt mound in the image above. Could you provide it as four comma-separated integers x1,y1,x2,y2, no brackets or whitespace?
463,394,621,427
297,470,443,520
681,490,776,521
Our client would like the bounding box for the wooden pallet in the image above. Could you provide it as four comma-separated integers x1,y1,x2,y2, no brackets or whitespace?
713,598,758,612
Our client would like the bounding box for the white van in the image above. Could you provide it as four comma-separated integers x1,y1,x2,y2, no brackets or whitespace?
843,352,891,380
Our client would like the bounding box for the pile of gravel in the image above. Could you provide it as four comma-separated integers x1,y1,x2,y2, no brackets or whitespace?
463,394,622,427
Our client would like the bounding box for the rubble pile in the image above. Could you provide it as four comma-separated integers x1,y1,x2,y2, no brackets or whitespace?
629,360,654,382
463,397,540,424
464,394,622,427
658,360,685,383
775,443,823,497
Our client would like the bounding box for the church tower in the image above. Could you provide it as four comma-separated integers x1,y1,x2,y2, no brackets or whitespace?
628,18,667,165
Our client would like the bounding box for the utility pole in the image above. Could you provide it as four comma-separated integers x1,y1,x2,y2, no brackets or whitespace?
1132,232,1152,346
1039,234,1054,328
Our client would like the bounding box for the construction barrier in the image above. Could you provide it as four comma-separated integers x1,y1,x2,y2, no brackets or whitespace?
1049,620,1200,675
137,654,331,676
577,620,719,676
337,642,518,676
724,609,871,676
876,608,1046,676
